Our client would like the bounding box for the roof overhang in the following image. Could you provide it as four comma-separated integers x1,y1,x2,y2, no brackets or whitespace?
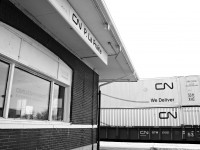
10,0,138,82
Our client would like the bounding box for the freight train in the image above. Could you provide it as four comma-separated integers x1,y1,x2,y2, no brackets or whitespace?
100,76,200,143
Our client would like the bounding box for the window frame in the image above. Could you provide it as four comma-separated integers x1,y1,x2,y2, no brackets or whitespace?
51,83,65,121
0,59,10,117
8,67,51,120
0,55,72,124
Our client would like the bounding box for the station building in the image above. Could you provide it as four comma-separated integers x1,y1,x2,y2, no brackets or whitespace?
0,0,138,149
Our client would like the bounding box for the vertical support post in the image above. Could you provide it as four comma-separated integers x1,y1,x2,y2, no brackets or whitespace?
3,63,15,119
48,81,55,121
97,90,101,150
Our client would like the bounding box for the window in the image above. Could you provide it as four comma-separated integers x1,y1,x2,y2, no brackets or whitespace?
8,68,50,120
52,84,65,121
0,58,71,123
0,61,9,117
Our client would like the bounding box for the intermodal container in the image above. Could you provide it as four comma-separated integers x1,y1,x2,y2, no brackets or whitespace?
101,76,200,108
182,107,200,125
101,108,181,127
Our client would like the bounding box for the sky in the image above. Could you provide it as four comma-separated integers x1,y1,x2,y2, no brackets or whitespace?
104,0,200,79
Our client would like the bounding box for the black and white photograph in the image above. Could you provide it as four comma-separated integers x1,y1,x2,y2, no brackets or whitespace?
0,0,200,149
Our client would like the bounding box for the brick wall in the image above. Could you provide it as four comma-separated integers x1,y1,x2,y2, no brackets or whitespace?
0,128,95,150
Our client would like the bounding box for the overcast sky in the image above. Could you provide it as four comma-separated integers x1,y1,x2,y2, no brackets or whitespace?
104,0,200,79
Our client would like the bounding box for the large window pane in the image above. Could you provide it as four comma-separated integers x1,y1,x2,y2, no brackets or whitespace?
52,84,65,121
0,61,9,117
8,68,50,120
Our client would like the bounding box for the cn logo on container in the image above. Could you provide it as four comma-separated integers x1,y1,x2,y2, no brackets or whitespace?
155,82,174,90
159,112,177,119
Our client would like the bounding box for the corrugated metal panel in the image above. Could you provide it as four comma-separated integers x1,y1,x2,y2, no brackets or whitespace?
101,108,181,127
182,107,200,125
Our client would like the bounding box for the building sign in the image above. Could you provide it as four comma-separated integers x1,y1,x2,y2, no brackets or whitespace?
48,0,108,65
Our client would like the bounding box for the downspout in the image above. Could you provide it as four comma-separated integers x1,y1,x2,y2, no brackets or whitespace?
97,74,135,150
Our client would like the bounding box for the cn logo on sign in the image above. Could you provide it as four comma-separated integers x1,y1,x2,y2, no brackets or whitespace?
155,83,174,90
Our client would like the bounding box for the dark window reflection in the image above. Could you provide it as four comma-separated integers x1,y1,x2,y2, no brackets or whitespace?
8,68,50,120
0,61,9,117
52,84,65,121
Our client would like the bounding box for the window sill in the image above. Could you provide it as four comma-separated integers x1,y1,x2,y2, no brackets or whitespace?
0,118,97,129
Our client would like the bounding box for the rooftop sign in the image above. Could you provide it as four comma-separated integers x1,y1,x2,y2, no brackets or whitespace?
48,0,108,65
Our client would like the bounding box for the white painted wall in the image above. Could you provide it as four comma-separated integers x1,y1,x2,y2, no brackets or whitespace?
0,22,72,86
0,24,21,60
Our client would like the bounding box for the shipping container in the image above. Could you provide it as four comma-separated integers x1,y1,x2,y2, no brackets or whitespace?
101,76,200,108
100,76,200,143
101,108,181,127
101,107,200,127
180,76,200,106
182,107,200,125
101,77,180,108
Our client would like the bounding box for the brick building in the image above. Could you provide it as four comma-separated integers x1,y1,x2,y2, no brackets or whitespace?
0,0,138,149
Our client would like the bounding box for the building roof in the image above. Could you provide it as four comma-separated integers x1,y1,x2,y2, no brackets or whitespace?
10,0,138,82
